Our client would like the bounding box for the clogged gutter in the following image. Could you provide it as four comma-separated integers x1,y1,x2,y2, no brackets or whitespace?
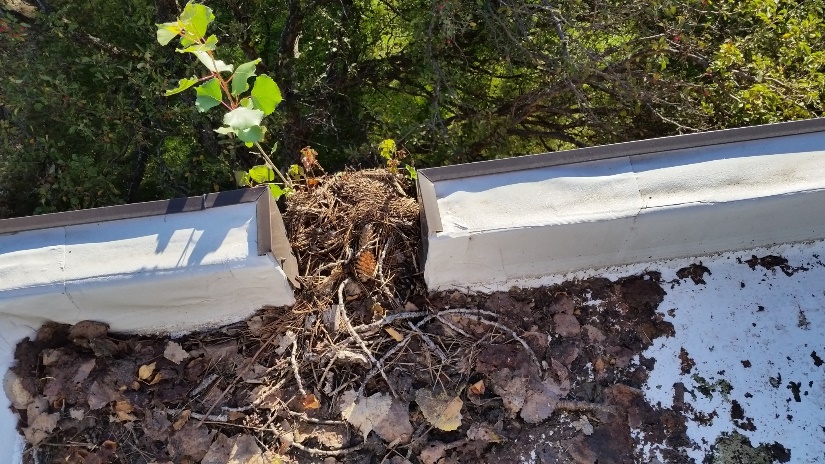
5,168,824,463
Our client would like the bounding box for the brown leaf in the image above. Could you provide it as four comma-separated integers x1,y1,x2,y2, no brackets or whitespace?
384,327,404,342
3,370,34,409
163,341,190,364
144,410,172,441
373,398,413,444
339,390,392,438
72,358,97,384
101,440,117,452
138,362,156,381
468,380,485,396
415,389,462,431
149,372,164,385
172,409,191,431
167,422,215,461
301,393,321,410
419,441,447,464
88,381,118,410
68,320,109,340
467,422,504,443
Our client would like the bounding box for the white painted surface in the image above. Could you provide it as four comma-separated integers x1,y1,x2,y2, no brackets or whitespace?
424,130,825,289
639,240,825,463
0,201,295,462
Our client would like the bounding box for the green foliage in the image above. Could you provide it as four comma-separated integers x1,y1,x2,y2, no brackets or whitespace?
1,0,823,218
155,2,289,197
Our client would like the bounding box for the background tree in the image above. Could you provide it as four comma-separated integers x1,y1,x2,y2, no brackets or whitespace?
1,0,822,218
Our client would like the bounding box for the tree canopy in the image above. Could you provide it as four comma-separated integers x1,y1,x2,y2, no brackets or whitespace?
1,0,823,217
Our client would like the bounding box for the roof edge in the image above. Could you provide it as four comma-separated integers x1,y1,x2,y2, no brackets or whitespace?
419,118,825,182
0,187,267,235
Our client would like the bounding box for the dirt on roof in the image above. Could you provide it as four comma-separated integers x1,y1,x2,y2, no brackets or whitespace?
4,168,799,464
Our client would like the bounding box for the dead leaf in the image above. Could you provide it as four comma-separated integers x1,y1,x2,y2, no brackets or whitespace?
371,302,386,320
414,389,463,431
3,370,34,409
88,381,118,410
572,415,594,435
202,433,266,464
419,441,447,464
247,316,267,337
384,327,404,342
172,409,191,431
72,358,97,384
553,313,581,337
339,390,392,438
468,380,485,396
68,320,109,340
22,398,58,445
467,422,503,443
487,369,528,416
164,341,190,364
301,393,321,410
113,400,137,422
144,410,172,441
40,349,63,366
373,398,413,444
138,362,156,381
101,440,117,452
202,340,240,363
520,376,569,424
274,332,296,356
167,422,215,461
149,372,164,385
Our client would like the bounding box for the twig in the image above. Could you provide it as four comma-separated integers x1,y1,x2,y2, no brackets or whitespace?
439,308,543,372
338,279,397,397
290,441,364,456
407,321,446,361
290,334,307,396
198,330,280,427
191,374,219,397
356,333,414,397
436,315,471,338
352,310,429,334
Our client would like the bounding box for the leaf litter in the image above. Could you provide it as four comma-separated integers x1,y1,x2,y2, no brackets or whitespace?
8,169,692,463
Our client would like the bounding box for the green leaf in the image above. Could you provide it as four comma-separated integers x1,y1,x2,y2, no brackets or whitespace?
156,22,182,45
405,164,417,180
234,170,250,186
164,76,198,96
251,75,282,116
195,78,222,112
223,106,264,130
215,126,235,135
231,59,261,95
177,34,217,53
248,165,275,183
379,139,396,160
268,183,286,200
179,2,214,42
194,51,233,73
237,125,265,143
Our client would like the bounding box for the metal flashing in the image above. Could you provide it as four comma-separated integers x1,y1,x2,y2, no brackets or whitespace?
417,118,825,289
418,118,825,182
0,187,267,236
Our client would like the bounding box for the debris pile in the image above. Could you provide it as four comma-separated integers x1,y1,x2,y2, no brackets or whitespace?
6,169,691,463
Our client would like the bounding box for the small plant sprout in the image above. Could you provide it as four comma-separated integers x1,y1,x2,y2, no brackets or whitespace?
156,1,292,198
378,139,416,179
